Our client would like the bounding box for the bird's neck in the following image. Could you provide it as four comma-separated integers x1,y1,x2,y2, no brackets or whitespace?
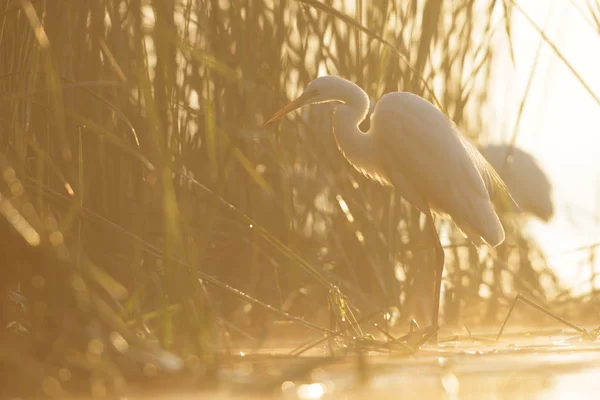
333,104,367,137
337,85,370,127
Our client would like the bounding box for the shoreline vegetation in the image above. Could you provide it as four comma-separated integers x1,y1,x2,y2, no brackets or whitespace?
1,0,599,398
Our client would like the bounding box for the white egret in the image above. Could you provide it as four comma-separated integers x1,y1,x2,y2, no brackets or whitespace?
481,144,553,222
263,76,516,334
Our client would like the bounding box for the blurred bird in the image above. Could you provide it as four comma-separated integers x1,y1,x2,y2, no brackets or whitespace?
262,75,515,336
481,144,553,222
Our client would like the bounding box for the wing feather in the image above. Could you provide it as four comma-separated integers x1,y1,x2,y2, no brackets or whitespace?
372,92,488,203
378,144,431,214
371,92,506,246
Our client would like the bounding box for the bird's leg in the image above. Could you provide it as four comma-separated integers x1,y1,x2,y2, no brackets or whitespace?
425,208,445,343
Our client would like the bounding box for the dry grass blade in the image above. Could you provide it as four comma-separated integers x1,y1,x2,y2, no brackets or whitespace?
295,0,445,111
501,1,553,168
510,0,600,108
495,294,592,341
587,0,600,32
1,0,576,396
502,0,516,66
66,110,155,171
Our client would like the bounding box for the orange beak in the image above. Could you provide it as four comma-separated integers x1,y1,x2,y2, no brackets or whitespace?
262,90,318,127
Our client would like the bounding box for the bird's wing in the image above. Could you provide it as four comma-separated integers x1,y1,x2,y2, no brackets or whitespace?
371,92,506,245
462,139,521,214
377,151,431,214
372,92,489,202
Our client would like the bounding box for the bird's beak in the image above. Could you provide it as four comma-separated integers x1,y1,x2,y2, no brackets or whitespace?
262,89,318,127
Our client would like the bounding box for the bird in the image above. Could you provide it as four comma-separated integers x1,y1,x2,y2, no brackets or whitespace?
481,144,553,222
262,75,516,336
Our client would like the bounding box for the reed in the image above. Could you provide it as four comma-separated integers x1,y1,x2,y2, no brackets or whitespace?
0,0,589,396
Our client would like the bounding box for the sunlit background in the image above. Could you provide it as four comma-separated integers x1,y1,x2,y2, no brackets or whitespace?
5,1,600,398
487,0,600,292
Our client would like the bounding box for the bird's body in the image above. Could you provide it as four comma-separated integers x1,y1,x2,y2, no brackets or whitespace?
481,144,553,222
343,91,509,246
263,75,515,336
289,76,510,246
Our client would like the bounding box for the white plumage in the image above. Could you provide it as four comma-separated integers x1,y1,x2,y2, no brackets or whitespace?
263,75,516,332
287,76,511,246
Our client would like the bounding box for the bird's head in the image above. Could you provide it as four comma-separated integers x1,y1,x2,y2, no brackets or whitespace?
262,76,358,127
